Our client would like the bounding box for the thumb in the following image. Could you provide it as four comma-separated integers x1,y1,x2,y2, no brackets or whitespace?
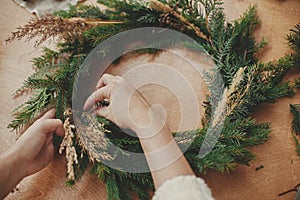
35,119,65,137
40,108,56,120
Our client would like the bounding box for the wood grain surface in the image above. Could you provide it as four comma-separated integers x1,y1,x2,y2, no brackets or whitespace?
1,0,300,199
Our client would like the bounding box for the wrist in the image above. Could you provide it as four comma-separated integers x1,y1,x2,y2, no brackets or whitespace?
136,124,173,151
128,105,151,132
6,145,28,179
0,147,26,199
129,105,167,138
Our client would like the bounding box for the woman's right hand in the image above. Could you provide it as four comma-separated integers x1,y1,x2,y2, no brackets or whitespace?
84,74,195,189
83,73,152,133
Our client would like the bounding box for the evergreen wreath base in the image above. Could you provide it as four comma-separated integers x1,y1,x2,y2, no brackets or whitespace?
6,0,300,199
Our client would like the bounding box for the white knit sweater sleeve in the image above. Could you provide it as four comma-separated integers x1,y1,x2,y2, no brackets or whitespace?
152,175,214,200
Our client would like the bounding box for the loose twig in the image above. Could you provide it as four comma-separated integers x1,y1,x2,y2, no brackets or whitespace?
149,0,209,42
65,17,123,25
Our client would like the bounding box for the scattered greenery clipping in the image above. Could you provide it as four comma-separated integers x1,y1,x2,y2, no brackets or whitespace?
289,23,300,157
7,1,299,199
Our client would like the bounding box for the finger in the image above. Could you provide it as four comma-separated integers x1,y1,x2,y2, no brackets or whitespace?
36,119,64,137
95,106,110,118
46,134,54,145
54,120,65,137
47,144,55,161
40,108,56,120
96,73,116,89
83,86,112,110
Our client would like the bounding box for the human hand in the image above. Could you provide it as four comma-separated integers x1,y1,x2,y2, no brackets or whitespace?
82,75,195,189
11,109,64,177
83,74,152,133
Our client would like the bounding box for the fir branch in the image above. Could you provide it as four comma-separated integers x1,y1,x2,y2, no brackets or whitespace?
183,116,269,173
13,52,69,97
54,4,109,20
32,47,61,70
288,23,300,53
17,76,61,92
106,175,121,200
244,122,270,146
72,151,90,183
290,104,300,135
264,82,295,103
83,24,129,47
262,56,294,85
125,181,150,200
8,88,55,131
292,134,300,156
288,23,300,68
90,162,152,199
8,1,299,199
97,0,159,26
295,77,300,89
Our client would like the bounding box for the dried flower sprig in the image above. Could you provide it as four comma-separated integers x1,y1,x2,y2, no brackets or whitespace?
75,112,113,162
59,108,78,181
211,67,246,127
59,109,114,180
226,67,252,116
6,15,123,47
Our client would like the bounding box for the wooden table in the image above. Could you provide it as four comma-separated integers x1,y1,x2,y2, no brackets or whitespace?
1,0,300,199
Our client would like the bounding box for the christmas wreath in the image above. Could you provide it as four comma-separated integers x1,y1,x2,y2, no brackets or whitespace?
6,0,300,199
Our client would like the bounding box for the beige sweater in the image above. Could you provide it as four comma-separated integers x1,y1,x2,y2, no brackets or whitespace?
152,175,214,200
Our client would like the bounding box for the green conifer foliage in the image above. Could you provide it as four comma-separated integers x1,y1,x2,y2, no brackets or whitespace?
291,104,300,135
289,23,300,158
7,1,299,199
